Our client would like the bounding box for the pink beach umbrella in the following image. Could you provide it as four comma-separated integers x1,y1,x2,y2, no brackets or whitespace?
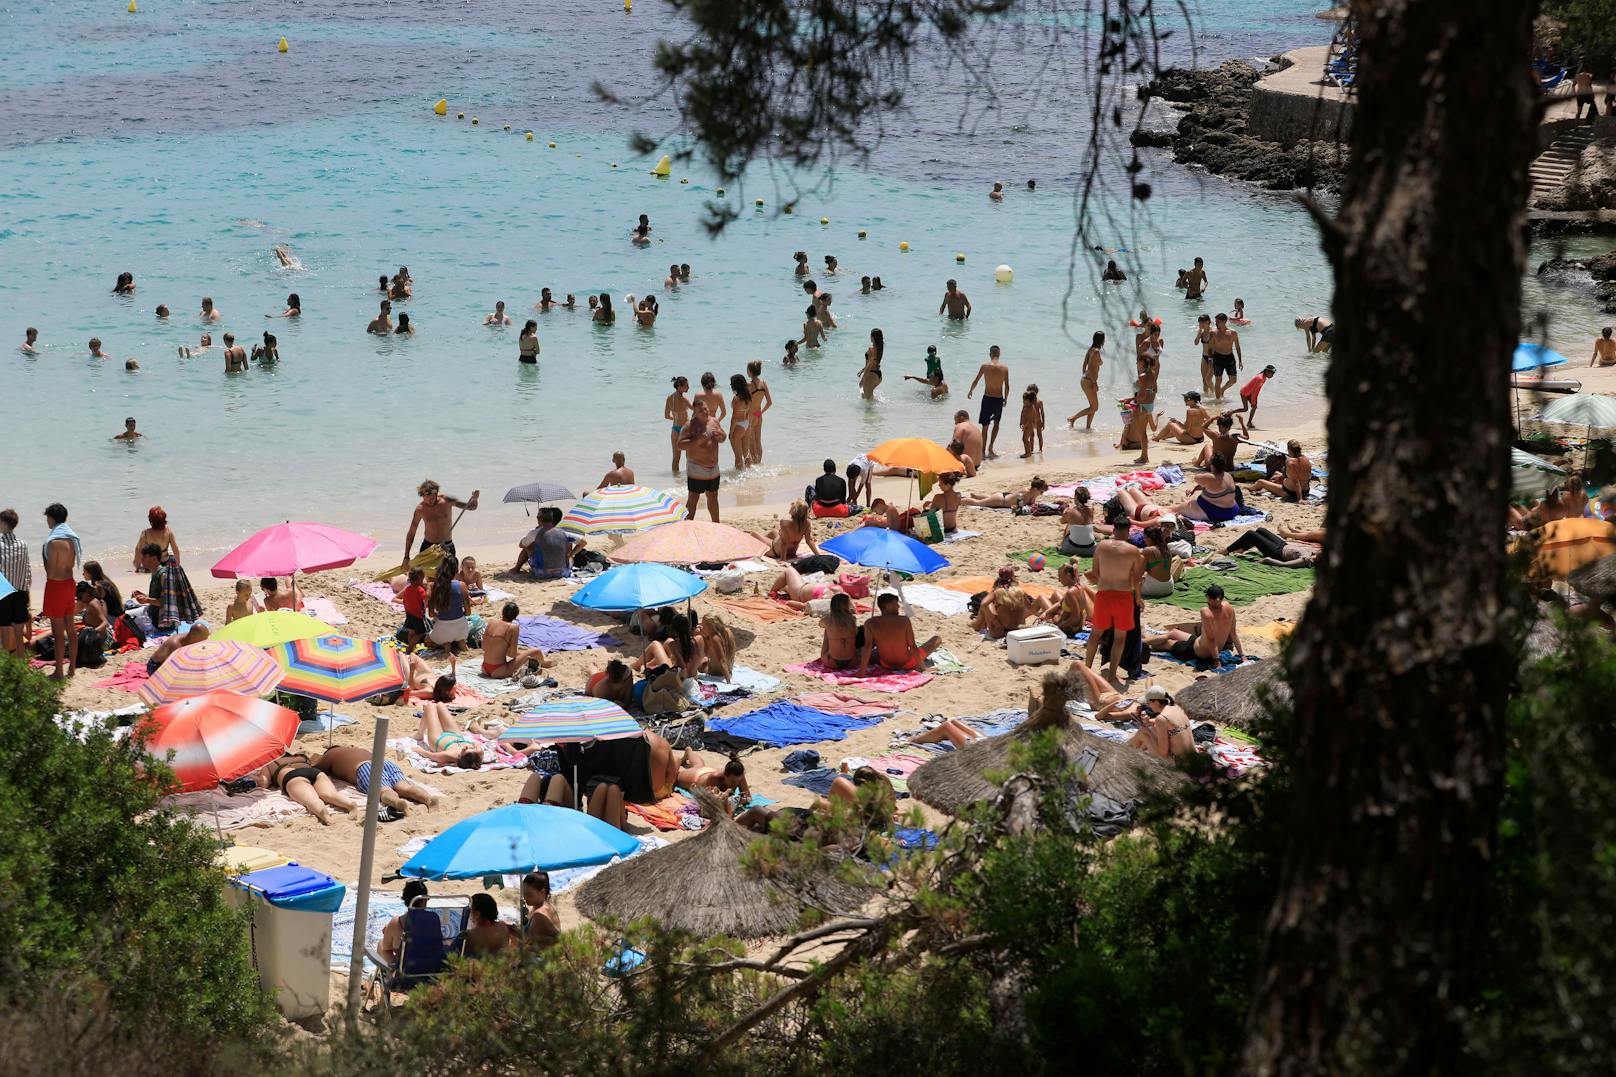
211,522,379,580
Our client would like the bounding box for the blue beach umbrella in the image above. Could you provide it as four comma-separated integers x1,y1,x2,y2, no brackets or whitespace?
0,574,13,601
401,804,640,880
1512,343,1569,371
822,528,950,576
570,562,707,612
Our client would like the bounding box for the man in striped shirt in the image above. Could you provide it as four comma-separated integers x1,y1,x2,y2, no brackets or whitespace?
0,509,30,659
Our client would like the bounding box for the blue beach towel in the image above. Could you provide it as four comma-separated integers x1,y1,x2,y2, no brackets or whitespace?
782,768,840,795
1158,649,1258,675
708,702,883,747
517,615,616,652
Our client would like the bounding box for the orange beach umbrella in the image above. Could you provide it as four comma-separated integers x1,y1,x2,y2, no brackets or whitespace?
866,437,965,475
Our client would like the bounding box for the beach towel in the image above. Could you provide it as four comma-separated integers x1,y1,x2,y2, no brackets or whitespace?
900,584,976,617
298,711,358,735
437,665,529,696
1155,463,1185,486
517,615,617,652
1147,562,1314,610
708,701,885,747
151,559,203,630
924,647,969,675
1157,649,1259,675
697,665,782,696
298,596,349,626
92,659,152,693
782,768,840,795
1209,735,1266,776
861,750,931,793
793,692,895,721
349,578,405,611
964,708,1028,737
626,795,689,830
163,787,307,831
1244,619,1297,642
708,594,804,624
784,660,934,694
390,733,523,774
690,558,774,577
1009,547,1075,573
939,530,982,544
42,522,81,568
935,575,1059,601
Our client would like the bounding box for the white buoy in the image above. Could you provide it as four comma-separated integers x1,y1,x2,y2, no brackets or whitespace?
994,264,1013,283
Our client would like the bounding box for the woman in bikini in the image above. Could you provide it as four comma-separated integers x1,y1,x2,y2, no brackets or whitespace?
769,565,848,610
972,585,1034,640
746,360,773,464
633,612,697,678
693,614,737,680
858,328,884,400
415,681,486,769
677,749,750,799
586,659,635,707
665,376,691,473
1058,487,1097,557
1037,562,1093,634
1070,664,1195,759
728,374,754,469
755,500,821,560
1113,484,1164,524
518,320,540,364
262,752,362,826
133,506,179,572
1066,331,1105,430
907,718,986,750
819,592,863,669
959,477,1050,513
1167,452,1241,524
1139,524,1182,598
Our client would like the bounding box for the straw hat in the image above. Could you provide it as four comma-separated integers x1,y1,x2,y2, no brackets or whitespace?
575,789,877,939
908,671,1187,815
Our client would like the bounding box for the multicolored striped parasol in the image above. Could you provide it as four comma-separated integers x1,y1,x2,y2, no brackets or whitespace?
138,640,284,706
268,634,407,703
138,691,300,792
498,697,642,743
559,484,683,536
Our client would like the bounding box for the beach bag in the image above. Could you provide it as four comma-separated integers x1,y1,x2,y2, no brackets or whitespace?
811,501,852,519
112,613,145,649
641,668,690,714
836,572,871,598
909,510,944,544
712,569,745,594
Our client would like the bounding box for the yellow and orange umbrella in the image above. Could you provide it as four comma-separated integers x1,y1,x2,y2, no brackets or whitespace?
1519,517,1616,580
865,437,965,475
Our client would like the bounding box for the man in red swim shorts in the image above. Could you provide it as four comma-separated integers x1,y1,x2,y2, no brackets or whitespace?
1083,515,1144,683
41,502,81,680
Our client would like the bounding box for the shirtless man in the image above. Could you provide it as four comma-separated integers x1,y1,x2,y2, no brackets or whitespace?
1250,439,1312,502
1154,391,1211,444
1083,516,1143,682
1182,256,1207,301
951,411,985,466
368,300,393,335
966,346,1011,458
20,328,38,354
678,399,727,522
939,279,972,320
315,744,439,815
664,264,681,289
41,503,79,679
1591,327,1616,367
858,593,941,674
946,440,978,477
1039,561,1093,635
484,300,511,326
1147,584,1243,666
1191,414,1242,470
754,500,820,559
479,602,553,678
1208,313,1242,399
800,304,826,349
112,417,143,442
261,576,303,611
88,338,113,361
597,452,634,489
222,333,248,373
200,296,222,322
989,181,1005,202
696,372,727,422
404,480,479,561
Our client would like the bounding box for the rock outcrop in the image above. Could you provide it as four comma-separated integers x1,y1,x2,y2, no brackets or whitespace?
1537,252,1616,312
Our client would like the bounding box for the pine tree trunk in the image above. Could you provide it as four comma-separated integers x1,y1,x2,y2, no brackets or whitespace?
1243,1,1539,1072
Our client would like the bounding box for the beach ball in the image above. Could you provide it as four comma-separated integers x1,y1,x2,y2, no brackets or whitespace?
899,241,910,252
994,264,1013,283
1027,553,1046,572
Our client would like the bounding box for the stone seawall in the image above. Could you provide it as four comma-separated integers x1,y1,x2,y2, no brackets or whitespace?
1246,46,1355,147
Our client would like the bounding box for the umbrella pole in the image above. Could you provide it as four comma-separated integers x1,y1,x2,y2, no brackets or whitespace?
345,715,389,1029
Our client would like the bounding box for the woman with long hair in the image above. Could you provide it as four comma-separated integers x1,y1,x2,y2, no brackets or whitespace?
728,374,754,470
859,327,884,400
426,557,470,657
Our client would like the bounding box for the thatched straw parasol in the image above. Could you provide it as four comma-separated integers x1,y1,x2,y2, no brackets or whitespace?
1570,553,1616,603
908,671,1187,815
575,790,876,939
1175,661,1288,732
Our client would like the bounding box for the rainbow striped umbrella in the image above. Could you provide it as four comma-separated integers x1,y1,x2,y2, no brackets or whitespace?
138,640,284,706
269,634,407,703
139,691,300,792
498,697,642,744
560,484,683,536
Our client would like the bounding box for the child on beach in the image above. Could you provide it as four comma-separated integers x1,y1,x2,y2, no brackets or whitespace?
1225,365,1277,436
1232,298,1250,325
456,557,486,603
225,579,262,624
783,339,800,366
399,568,428,649
1019,384,1046,458
665,377,692,473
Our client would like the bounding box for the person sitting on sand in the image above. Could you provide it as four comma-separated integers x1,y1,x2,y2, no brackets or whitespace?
754,500,822,560
958,476,1050,514
1191,413,1242,470
1058,488,1097,557
519,730,680,830
677,748,750,799
1139,524,1183,599
520,872,560,949
257,752,362,826
130,543,202,631
972,584,1034,640
859,498,908,531
415,682,486,770
1247,439,1312,502
945,439,978,477
597,451,635,489
72,582,110,651
808,458,850,514
632,611,699,678
1069,664,1195,759
694,614,737,680
455,556,486,604
1038,562,1093,634
479,602,553,679
819,592,863,669
316,744,438,817
928,472,963,532
587,659,635,707
261,575,303,612
1146,583,1244,666
225,579,262,624
859,592,941,673
1164,452,1241,524
459,892,516,957
1297,315,1333,352
1154,391,1210,444
1592,326,1616,367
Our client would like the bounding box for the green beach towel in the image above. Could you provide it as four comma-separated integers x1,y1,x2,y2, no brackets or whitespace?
1008,547,1084,573
1148,562,1313,610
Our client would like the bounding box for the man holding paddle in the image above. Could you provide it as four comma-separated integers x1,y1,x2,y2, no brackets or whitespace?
404,480,479,562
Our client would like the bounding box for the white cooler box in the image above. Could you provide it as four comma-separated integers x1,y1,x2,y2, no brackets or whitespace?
1006,625,1064,665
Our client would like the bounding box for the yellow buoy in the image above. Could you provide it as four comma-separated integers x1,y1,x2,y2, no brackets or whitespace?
470,117,479,125
819,216,829,225
858,229,867,239
679,177,689,184
611,163,618,168
434,99,448,116
955,253,965,263
127,0,136,12
525,131,533,141
783,205,793,214
277,36,288,53
651,154,672,177
625,0,632,9
457,112,465,119
899,241,910,251
503,124,511,131
755,198,764,206
547,141,556,148
716,187,726,196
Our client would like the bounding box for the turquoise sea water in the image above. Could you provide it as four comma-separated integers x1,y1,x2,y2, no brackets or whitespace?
0,1,1587,559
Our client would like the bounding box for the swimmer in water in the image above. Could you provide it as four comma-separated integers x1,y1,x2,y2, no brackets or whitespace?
816,292,837,329
113,272,136,295
989,181,1004,201
484,301,512,326
88,338,113,360
368,301,393,335
871,276,885,291
861,275,872,294
273,246,302,269
824,254,839,274
178,333,214,358
200,296,222,322
537,288,558,310
1231,298,1250,324
800,305,826,349
783,339,800,366
269,293,301,318
903,345,949,398
679,264,691,280
666,376,692,473
155,305,170,319
252,332,279,364
112,416,143,442
125,358,140,372
793,251,810,276
20,328,38,354
563,293,577,309
395,312,415,335
664,264,681,289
